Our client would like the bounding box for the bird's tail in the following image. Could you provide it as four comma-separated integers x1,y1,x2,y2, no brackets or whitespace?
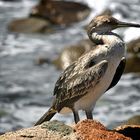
34,107,57,126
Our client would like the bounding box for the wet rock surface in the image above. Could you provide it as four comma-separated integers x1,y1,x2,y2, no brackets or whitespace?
30,0,91,26
8,0,91,33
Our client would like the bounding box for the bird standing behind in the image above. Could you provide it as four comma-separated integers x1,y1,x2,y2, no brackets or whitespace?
34,15,140,126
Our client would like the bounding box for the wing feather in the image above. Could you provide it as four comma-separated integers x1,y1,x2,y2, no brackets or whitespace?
53,60,108,109
54,62,76,95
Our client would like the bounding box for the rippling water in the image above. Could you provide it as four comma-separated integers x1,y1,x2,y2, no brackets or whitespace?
0,0,140,133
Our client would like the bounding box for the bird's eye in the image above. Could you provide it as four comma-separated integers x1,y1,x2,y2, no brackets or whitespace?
85,59,95,69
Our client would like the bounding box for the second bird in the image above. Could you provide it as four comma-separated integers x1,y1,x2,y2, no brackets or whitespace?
35,15,140,125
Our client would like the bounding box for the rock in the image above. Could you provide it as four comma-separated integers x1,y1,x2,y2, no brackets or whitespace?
125,56,140,73
41,120,74,136
124,115,140,125
8,17,52,33
53,39,94,70
114,115,140,140
127,38,140,55
124,38,140,73
36,37,140,73
75,119,131,140
8,0,90,33
0,119,132,140
30,0,91,26
36,39,94,70
0,120,77,140
115,125,140,140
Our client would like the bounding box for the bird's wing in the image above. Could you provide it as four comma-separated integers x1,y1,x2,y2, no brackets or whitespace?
53,60,108,109
53,62,76,96
106,57,126,91
53,47,103,96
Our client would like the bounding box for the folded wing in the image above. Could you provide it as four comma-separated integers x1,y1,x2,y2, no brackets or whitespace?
53,60,108,110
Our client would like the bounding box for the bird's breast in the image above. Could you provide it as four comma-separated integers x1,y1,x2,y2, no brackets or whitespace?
73,46,125,111
73,60,118,111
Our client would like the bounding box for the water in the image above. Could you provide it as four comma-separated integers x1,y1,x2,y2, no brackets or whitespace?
0,0,140,133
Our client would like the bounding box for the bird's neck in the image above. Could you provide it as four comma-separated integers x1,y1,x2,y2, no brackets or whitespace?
90,31,126,60
90,31,124,46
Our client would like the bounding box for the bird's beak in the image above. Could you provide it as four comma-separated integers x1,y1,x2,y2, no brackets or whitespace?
117,21,140,28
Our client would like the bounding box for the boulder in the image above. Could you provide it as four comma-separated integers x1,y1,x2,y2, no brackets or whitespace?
114,115,140,140
125,38,140,73
8,0,91,33
0,120,76,140
52,39,94,70
127,38,140,55
8,17,51,33
36,39,94,70
124,115,140,126
30,0,91,26
115,125,140,140
125,56,140,73
75,119,131,140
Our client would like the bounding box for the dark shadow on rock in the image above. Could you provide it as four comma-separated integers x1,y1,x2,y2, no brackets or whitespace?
115,125,140,140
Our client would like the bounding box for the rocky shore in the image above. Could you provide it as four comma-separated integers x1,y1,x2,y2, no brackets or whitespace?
1,0,140,136
1,119,140,140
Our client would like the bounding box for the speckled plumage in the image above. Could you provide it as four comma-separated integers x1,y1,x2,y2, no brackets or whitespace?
35,15,140,126
53,58,108,111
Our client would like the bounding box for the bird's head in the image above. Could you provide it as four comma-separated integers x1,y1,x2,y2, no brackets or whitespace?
87,15,140,42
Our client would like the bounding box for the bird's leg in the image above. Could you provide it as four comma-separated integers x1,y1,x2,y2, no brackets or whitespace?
72,109,80,123
85,110,93,120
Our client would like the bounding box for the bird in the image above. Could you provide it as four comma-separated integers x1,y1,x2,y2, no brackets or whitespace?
34,15,140,126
